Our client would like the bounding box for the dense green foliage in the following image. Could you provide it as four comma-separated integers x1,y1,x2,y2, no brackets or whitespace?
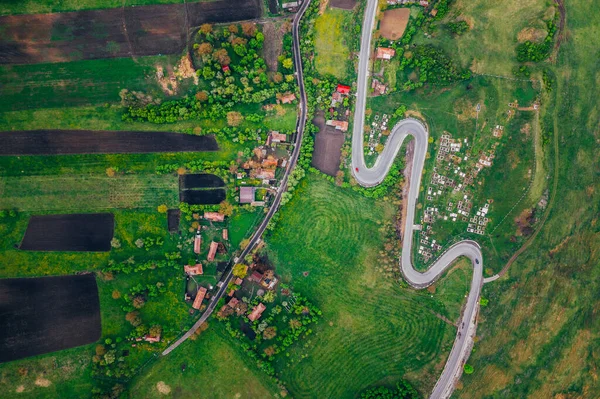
516,18,558,62
400,45,471,90
446,20,470,35
359,381,421,399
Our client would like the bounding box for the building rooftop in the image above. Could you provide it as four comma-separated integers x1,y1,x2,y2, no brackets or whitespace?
240,186,256,204
207,241,218,261
248,303,266,322
192,287,207,310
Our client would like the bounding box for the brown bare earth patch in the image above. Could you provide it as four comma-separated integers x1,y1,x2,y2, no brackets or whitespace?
34,376,51,387
517,27,548,43
380,8,410,40
405,110,426,121
453,98,476,121
330,0,356,10
175,54,198,85
261,21,285,72
156,381,171,395
311,112,345,176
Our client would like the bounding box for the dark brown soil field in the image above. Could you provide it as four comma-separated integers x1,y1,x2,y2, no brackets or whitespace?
267,0,278,14
180,174,225,189
0,0,261,64
312,113,345,176
180,189,226,205
167,209,180,233
330,0,357,10
380,8,410,40
0,130,219,156
20,213,114,252
0,274,101,363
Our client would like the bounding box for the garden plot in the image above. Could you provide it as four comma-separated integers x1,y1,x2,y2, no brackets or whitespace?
0,130,218,156
20,213,114,252
180,189,226,205
179,174,225,189
0,274,101,363
380,8,410,40
0,0,261,64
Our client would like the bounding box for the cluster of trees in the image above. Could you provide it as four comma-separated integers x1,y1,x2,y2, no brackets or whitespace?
0,209,17,218
156,158,231,175
359,381,421,399
134,236,164,250
446,20,470,35
105,257,179,274
399,45,471,89
516,17,558,62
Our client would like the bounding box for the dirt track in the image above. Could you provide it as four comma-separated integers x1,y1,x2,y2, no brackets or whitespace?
0,0,261,64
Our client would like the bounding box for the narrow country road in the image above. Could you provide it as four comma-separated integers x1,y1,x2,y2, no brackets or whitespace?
351,0,488,398
161,0,310,356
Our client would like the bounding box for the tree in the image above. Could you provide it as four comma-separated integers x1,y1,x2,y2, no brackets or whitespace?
228,24,239,34
95,344,106,356
149,325,162,337
132,295,146,309
235,302,248,316
272,72,284,83
125,311,142,327
213,48,231,65
480,297,489,307
264,346,275,357
282,58,293,70
197,42,213,56
464,364,474,374
263,291,276,303
289,319,302,329
135,238,144,248
199,23,212,35
157,204,168,213
218,200,234,217
241,22,257,37
375,143,384,153
232,263,248,278
110,238,121,249
227,111,244,126
263,326,277,340
195,91,209,102
111,290,121,299
105,167,116,177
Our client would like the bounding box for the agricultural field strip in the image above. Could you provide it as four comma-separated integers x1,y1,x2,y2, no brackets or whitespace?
351,0,488,398
161,0,311,355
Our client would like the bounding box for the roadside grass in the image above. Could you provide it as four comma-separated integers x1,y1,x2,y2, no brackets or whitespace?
0,0,208,16
0,174,179,212
266,175,468,398
369,76,543,273
314,7,351,80
0,56,186,111
455,0,600,396
412,0,549,75
128,324,281,398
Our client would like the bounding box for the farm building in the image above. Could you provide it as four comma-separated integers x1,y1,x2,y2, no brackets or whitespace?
248,303,266,322
204,212,225,222
375,47,396,60
207,241,219,261
280,92,296,104
222,229,228,240
193,230,202,254
267,131,287,145
336,84,351,94
326,120,349,132
192,287,207,310
184,264,203,275
282,1,300,10
143,334,161,343
240,186,256,204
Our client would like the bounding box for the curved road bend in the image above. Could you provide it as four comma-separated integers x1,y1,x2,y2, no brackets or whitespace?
352,0,487,398
162,0,311,356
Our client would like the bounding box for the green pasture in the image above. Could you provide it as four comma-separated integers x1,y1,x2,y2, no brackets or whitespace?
314,7,352,80
266,175,469,398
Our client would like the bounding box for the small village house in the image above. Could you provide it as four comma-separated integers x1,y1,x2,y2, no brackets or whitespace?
249,270,264,283
239,186,256,204
375,47,396,60
193,230,202,254
222,229,228,240
184,263,203,275
204,212,225,222
192,286,207,310
207,241,219,261
248,303,266,322
228,297,239,308
255,168,275,180
336,84,351,95
280,92,296,104
326,120,349,132
234,277,243,285
267,131,287,145
143,334,161,343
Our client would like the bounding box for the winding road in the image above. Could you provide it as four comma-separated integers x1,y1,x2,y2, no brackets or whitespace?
352,0,486,397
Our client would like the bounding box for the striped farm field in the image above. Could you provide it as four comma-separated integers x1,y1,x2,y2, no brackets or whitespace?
266,175,470,397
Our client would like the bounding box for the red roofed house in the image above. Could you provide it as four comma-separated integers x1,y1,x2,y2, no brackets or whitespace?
326,120,349,132
192,287,207,310
280,92,296,104
249,271,264,283
193,230,202,254
234,277,243,285
248,303,266,322
375,47,396,60
144,334,161,343
228,297,239,308
184,263,203,275
207,241,218,261
222,229,228,240
337,84,351,95
267,131,287,145
222,65,230,73
255,169,275,180
261,158,278,168
204,212,225,222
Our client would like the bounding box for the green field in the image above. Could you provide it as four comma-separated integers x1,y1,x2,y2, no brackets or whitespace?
313,7,352,80
266,175,468,398
455,0,600,396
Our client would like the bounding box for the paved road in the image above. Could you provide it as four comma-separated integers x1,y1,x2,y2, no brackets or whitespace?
351,0,485,398
161,0,310,357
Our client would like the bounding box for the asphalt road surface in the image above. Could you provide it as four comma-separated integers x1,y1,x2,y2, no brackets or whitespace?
351,0,485,397
161,0,310,357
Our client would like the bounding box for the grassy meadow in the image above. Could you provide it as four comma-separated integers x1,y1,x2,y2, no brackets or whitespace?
313,7,352,80
454,0,600,396
266,175,469,398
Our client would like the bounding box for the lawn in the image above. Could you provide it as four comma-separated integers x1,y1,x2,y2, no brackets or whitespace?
128,325,281,398
314,7,351,80
265,175,469,398
455,0,600,396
